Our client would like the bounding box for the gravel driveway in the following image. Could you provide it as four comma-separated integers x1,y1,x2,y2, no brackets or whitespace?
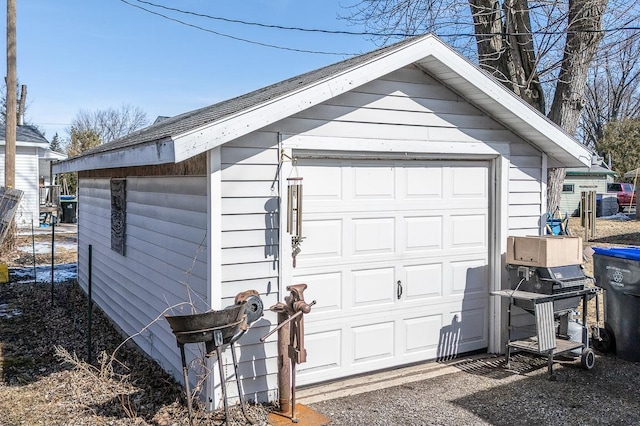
307,352,640,425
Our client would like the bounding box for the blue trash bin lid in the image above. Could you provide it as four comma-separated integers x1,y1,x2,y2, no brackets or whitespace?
593,246,640,260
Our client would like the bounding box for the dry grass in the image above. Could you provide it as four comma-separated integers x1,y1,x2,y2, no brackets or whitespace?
0,231,78,267
0,279,272,425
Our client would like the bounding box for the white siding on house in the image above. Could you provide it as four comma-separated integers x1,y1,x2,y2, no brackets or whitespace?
218,131,281,403
0,145,40,226
77,176,208,383
508,143,544,236
271,65,545,241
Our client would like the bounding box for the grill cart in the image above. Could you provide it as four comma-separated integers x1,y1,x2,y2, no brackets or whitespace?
492,236,600,378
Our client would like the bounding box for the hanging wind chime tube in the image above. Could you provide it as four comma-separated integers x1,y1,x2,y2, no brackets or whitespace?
287,177,303,267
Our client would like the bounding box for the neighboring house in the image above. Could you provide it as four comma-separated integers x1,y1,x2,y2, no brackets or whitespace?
560,163,617,216
53,34,592,409
0,125,65,226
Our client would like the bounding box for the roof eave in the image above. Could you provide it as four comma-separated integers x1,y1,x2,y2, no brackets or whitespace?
52,139,176,174
414,47,592,168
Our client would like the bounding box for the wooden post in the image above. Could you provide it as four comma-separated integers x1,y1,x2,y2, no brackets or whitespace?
5,0,17,189
580,191,596,241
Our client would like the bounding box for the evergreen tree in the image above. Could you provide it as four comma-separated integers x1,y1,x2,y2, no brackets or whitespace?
49,132,62,152
598,118,640,177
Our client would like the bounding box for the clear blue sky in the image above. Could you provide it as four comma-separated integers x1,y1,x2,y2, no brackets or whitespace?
0,0,382,141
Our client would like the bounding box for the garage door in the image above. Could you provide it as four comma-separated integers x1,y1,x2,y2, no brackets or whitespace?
291,158,490,385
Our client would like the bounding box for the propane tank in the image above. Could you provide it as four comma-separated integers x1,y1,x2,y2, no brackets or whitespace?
567,311,584,356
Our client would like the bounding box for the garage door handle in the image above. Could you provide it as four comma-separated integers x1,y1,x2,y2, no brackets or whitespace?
397,280,403,300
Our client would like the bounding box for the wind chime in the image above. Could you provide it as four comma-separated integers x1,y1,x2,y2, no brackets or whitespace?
287,177,303,267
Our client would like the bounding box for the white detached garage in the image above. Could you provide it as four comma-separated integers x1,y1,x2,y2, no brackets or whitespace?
53,34,592,407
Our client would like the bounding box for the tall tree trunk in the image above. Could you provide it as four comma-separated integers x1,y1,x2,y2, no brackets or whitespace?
469,0,545,112
546,0,606,213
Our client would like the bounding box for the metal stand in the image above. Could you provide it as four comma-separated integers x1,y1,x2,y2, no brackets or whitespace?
206,330,256,426
493,288,598,378
166,290,263,426
261,284,316,423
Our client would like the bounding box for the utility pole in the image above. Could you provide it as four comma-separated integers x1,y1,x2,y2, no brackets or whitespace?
5,0,17,189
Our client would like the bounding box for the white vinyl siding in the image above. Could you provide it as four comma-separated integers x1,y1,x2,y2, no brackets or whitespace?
269,66,518,146
508,143,544,235
219,131,280,403
272,64,545,239
0,145,40,226
77,176,208,383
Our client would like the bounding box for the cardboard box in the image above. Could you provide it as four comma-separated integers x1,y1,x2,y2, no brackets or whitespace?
506,235,583,267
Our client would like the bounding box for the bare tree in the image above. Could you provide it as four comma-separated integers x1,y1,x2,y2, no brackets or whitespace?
344,0,620,212
581,32,640,150
68,104,149,144
0,80,27,126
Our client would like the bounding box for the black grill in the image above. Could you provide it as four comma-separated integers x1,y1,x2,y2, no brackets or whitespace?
508,264,591,314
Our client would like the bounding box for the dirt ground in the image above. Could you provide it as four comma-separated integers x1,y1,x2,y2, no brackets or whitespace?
0,217,637,425
0,230,78,267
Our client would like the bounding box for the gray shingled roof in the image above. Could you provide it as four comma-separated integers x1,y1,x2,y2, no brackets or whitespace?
73,36,421,159
566,164,616,175
1,125,49,145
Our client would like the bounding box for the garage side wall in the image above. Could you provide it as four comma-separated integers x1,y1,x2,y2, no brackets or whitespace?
77,176,208,381
508,142,544,235
218,132,281,403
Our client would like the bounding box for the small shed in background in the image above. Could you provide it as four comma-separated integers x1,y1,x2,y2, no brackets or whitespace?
1,125,65,227
560,162,617,216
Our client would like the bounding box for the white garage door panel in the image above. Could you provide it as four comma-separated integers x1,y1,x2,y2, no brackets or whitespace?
352,267,395,307
403,263,443,300
451,258,489,296
302,329,342,373
404,314,443,353
353,218,395,254
405,216,443,250
293,158,490,384
452,166,487,197
354,164,394,198
451,214,487,248
298,272,343,313
302,219,343,259
405,167,443,197
353,321,395,363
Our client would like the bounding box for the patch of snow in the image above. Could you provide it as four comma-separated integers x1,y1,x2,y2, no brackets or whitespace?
0,303,22,319
10,263,78,284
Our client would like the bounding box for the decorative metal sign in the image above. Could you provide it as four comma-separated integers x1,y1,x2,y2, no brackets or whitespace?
110,179,126,255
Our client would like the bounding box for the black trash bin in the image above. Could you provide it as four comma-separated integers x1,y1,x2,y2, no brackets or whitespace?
593,247,640,362
60,198,78,224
